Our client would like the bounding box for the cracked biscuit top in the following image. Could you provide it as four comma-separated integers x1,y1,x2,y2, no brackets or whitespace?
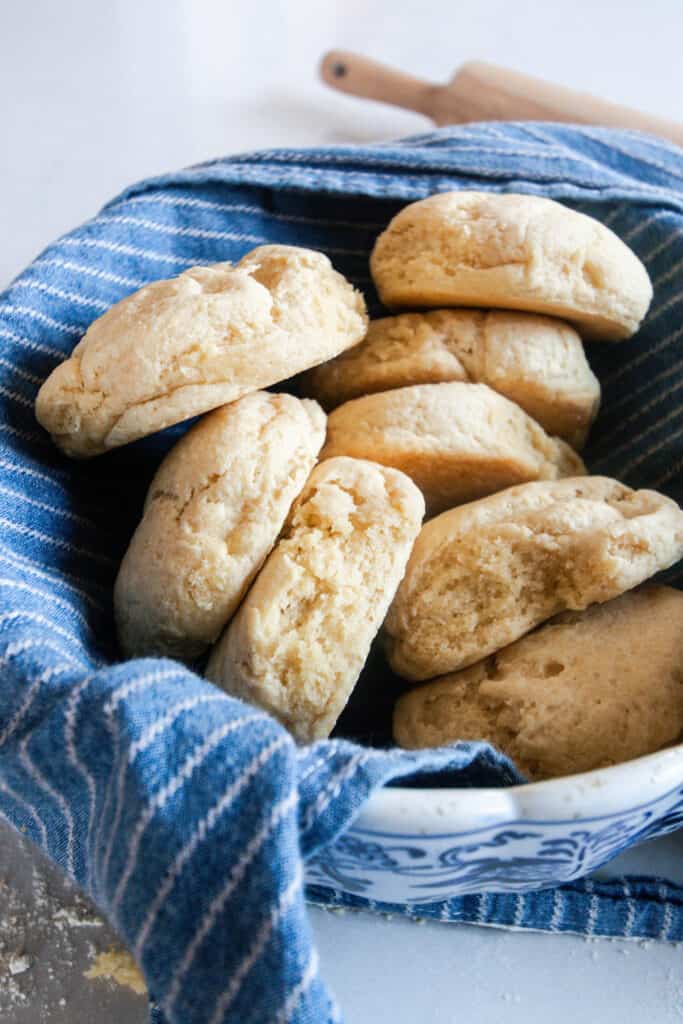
393,586,683,781
114,391,326,661
384,476,683,681
370,192,652,341
320,382,585,516
206,456,425,742
303,309,600,449
35,245,367,458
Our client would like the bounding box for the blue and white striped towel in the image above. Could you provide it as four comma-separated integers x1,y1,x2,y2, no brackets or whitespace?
2,124,683,1023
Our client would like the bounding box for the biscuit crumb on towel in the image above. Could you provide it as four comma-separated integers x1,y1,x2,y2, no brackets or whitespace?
206,456,425,743
35,245,367,457
114,391,326,660
304,309,600,449
321,382,585,515
394,586,683,780
385,476,683,681
370,192,652,341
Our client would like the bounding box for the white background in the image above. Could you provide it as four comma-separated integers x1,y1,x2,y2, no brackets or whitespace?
2,0,682,287
2,1,683,1021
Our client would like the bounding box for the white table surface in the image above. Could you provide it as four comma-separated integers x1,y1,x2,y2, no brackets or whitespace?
2,1,683,1021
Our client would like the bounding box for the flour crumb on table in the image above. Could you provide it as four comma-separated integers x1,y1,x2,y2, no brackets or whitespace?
7,954,31,976
85,947,147,996
53,907,103,929
0,821,146,1020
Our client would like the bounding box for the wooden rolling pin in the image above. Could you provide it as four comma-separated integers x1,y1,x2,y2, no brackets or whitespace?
320,50,683,149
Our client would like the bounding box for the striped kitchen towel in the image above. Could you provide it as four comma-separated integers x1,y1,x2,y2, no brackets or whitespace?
1,124,683,1023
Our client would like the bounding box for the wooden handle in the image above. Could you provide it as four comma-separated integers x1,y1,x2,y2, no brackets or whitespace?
319,50,436,117
446,62,683,147
319,50,683,149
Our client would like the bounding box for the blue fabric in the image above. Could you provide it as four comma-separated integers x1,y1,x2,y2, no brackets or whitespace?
1,122,683,1022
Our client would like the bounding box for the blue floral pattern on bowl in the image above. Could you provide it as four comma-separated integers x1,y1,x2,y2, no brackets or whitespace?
306,781,683,903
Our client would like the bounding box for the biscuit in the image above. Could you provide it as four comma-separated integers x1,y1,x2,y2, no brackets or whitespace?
320,382,585,516
384,476,683,681
206,456,424,742
370,192,652,341
35,245,367,457
114,392,326,660
393,586,683,781
304,310,600,448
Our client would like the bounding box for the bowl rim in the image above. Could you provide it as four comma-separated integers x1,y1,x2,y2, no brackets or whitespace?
352,742,683,837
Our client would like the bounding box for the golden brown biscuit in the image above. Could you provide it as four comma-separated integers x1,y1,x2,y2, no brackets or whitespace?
320,382,585,516
206,456,424,742
36,245,367,457
114,392,326,660
370,192,652,341
385,477,683,681
394,586,683,781
304,310,600,448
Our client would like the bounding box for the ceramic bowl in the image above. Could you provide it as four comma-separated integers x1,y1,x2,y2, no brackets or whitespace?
306,746,683,902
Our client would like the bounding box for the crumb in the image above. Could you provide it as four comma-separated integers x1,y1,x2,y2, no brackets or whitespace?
53,908,103,929
85,947,147,996
8,953,31,976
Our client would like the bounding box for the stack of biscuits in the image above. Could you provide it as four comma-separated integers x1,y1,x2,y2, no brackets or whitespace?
35,192,683,780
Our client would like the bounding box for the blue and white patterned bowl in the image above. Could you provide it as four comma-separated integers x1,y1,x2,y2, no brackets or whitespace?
307,745,683,902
